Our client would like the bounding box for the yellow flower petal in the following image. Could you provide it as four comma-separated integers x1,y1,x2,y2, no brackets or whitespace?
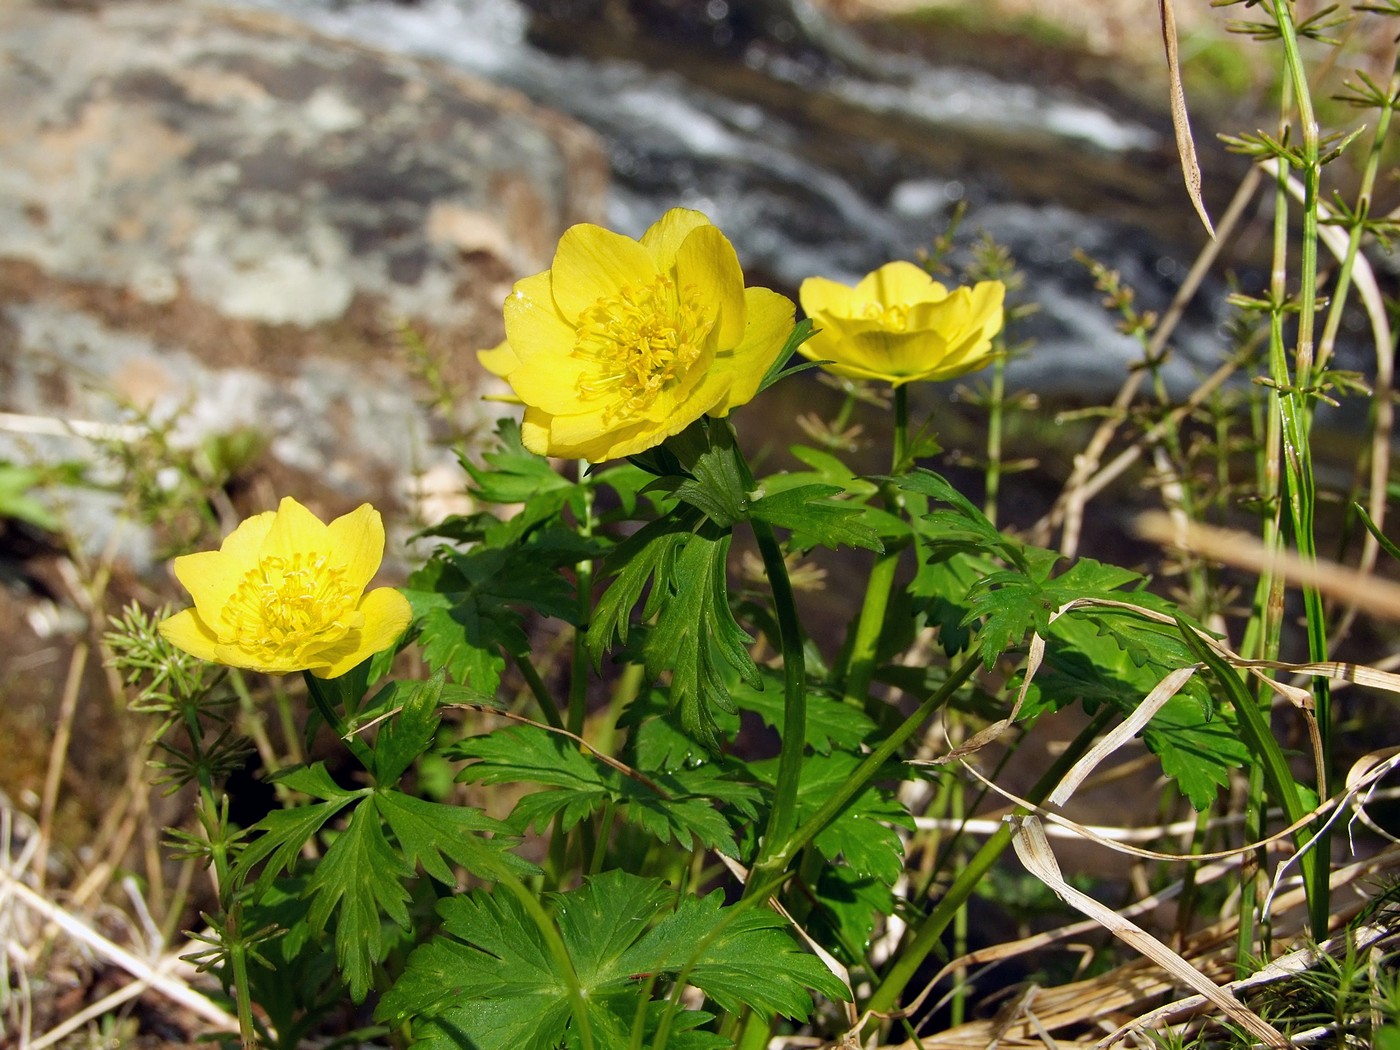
503,272,575,362
172,510,276,627
262,496,331,566
799,276,857,319
549,223,657,322
478,339,520,378
639,207,713,267
326,503,385,596
707,288,795,416
853,261,945,308
307,586,413,679
674,223,746,349
488,208,794,461
157,607,222,662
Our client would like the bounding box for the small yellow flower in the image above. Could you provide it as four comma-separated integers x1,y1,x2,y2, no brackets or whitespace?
480,208,794,461
159,497,412,678
798,262,1005,387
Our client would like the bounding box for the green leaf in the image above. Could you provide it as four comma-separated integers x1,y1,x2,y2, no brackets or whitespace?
806,862,895,966
380,871,844,1046
730,670,875,755
666,418,751,528
762,446,880,502
1021,612,1247,810
465,418,576,506
370,674,445,786
1141,694,1251,811
965,555,1143,669
374,790,536,883
233,791,360,894
791,751,913,885
306,799,415,1002
450,725,748,855
756,318,821,394
645,523,759,747
378,889,572,1050
406,532,582,692
750,484,883,553
586,509,695,666
617,884,849,1018
910,548,993,657
898,468,1025,567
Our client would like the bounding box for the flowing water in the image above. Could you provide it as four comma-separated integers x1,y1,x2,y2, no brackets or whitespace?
226,0,1243,399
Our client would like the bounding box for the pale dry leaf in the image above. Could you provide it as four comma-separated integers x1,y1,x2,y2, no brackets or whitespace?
1008,815,1287,1047
1048,664,1197,807
1159,0,1214,237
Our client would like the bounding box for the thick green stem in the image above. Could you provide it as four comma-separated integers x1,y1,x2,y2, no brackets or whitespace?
840,546,902,707
839,382,910,704
863,706,1113,1031
748,517,808,881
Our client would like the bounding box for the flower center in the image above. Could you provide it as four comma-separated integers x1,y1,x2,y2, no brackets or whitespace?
572,274,710,422
222,554,356,652
862,302,909,331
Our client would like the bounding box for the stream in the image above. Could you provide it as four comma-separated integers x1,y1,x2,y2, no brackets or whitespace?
226,0,1245,399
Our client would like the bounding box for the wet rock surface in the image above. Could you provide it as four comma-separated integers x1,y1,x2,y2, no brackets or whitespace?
0,0,607,567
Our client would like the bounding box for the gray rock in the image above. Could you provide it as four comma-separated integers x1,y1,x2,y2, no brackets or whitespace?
0,0,607,568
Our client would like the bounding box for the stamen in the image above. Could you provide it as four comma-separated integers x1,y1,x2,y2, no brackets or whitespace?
572,274,712,422
222,554,355,657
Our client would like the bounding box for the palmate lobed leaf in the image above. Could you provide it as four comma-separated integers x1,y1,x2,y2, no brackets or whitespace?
306,800,415,1003
751,750,913,886
378,870,845,1046
643,523,760,747
450,725,749,855
749,483,883,553
406,532,583,692
233,749,533,1004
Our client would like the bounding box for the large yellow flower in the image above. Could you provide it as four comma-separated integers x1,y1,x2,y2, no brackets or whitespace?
479,208,794,461
798,262,1005,386
159,497,412,678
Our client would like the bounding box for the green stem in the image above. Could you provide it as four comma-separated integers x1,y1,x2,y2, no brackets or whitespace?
747,517,808,881
497,871,596,1050
514,653,566,731
892,383,910,470
302,671,375,770
840,545,902,708
1269,0,1332,935
862,706,1113,1032
754,653,980,894
569,459,597,737
839,382,910,703
984,354,1006,527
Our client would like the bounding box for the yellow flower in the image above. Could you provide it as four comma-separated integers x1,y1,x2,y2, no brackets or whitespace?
158,497,412,678
480,208,794,461
798,262,1005,386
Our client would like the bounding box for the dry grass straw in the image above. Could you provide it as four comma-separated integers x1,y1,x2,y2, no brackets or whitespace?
862,590,1400,1049
2,791,242,1047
